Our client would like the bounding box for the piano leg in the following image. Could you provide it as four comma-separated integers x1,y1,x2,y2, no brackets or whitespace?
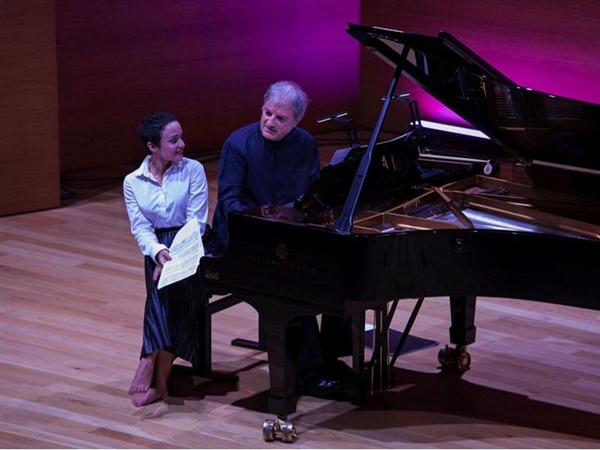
260,310,300,444
448,295,477,346
439,295,476,372
195,289,211,374
257,307,301,418
351,312,365,378
194,291,241,381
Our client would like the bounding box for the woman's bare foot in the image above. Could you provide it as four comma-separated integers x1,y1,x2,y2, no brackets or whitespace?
131,387,166,407
128,357,154,394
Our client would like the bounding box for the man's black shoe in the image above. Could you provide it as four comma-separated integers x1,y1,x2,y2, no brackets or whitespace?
326,359,362,399
296,369,345,399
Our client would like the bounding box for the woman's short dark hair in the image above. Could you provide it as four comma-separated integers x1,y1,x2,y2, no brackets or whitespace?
137,112,177,153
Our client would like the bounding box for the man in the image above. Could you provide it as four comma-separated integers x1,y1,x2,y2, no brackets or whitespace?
212,80,353,397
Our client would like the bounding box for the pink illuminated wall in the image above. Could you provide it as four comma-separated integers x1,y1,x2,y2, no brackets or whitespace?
359,0,600,128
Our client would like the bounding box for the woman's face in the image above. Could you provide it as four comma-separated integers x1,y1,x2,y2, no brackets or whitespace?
150,121,185,163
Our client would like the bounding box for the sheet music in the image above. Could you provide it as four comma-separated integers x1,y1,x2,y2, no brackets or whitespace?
157,217,204,290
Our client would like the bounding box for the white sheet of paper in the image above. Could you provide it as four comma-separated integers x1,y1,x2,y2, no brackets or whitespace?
157,217,204,290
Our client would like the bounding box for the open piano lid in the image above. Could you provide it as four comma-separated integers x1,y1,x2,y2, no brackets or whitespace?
346,23,600,175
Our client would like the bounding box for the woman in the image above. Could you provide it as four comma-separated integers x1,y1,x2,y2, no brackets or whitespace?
123,112,209,407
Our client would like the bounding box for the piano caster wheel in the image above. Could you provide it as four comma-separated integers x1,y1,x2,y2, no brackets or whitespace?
262,418,297,443
437,345,453,367
281,421,297,443
263,419,279,442
263,420,276,442
438,345,471,372
456,348,471,372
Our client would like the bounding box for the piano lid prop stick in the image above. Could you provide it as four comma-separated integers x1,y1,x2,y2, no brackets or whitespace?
334,61,407,234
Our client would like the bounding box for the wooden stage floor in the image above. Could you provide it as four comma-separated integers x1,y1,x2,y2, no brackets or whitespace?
1,152,599,448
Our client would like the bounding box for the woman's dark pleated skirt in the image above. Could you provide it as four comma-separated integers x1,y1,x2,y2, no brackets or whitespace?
140,227,202,366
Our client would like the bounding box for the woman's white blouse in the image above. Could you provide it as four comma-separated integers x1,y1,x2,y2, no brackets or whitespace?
123,155,209,260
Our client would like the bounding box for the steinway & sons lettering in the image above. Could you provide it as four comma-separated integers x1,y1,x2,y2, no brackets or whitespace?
248,254,317,274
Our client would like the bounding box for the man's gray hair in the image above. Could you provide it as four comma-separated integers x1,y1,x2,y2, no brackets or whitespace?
264,80,309,120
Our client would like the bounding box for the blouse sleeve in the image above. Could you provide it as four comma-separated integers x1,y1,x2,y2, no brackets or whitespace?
123,175,168,260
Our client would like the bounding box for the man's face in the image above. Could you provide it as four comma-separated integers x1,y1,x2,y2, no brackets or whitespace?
260,100,301,142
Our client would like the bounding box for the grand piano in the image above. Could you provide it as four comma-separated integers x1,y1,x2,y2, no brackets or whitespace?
195,23,600,441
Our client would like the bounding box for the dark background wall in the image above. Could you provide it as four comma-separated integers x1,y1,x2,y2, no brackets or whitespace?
54,0,360,174
1,0,599,216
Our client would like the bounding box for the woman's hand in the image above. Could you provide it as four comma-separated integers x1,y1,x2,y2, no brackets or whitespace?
153,249,172,283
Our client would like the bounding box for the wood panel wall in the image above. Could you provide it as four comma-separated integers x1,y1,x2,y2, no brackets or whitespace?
0,0,60,216
357,0,600,131
55,0,360,174
2,0,599,216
